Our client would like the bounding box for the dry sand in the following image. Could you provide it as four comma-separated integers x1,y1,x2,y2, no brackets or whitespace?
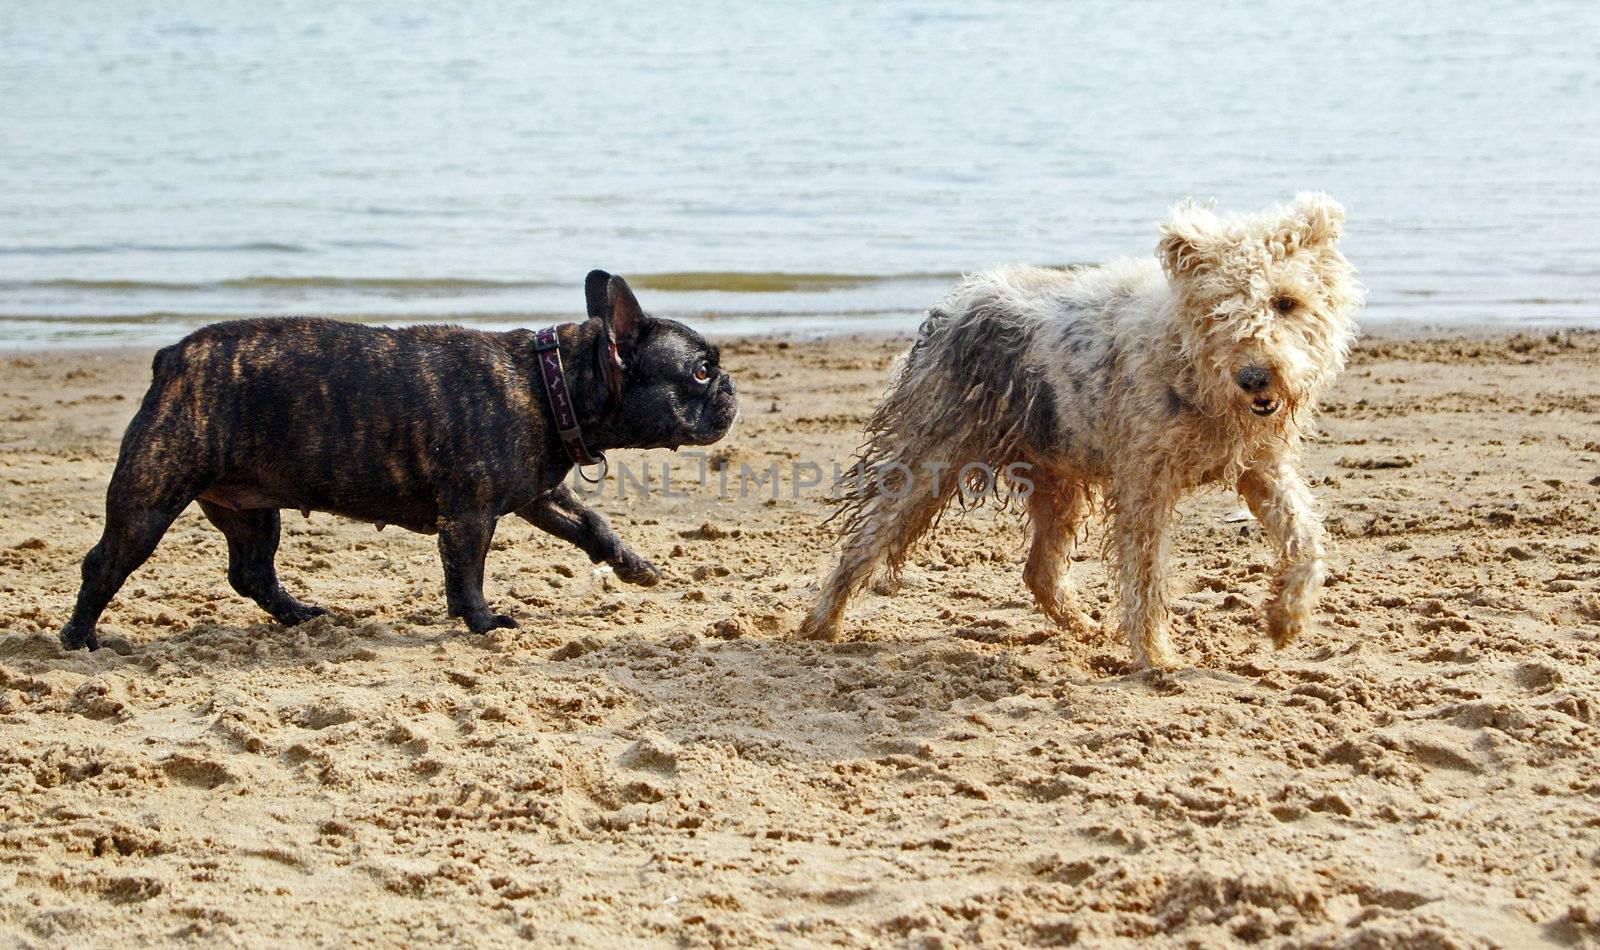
1,329,1597,947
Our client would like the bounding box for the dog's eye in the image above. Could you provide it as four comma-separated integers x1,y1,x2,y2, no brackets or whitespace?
692,361,711,384
1272,296,1297,314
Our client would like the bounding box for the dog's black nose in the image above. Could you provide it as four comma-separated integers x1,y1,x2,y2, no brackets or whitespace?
1235,366,1271,393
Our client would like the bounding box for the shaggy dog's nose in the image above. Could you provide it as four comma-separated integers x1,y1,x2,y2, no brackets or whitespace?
1235,366,1271,393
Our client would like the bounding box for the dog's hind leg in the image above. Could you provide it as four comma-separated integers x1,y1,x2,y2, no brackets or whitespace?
1023,475,1097,636
516,484,660,586
59,464,198,651
1238,461,1327,647
60,345,229,650
198,500,326,627
800,452,956,641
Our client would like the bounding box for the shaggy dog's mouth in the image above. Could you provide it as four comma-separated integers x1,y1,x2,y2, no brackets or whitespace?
1250,397,1281,417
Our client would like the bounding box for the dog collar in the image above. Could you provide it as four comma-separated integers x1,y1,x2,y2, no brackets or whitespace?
534,325,606,478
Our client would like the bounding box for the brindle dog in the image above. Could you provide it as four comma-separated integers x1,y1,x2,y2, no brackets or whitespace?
59,271,738,650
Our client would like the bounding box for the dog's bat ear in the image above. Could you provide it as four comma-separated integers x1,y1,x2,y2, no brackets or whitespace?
598,274,648,403
604,275,646,352
1158,200,1219,282
584,270,612,320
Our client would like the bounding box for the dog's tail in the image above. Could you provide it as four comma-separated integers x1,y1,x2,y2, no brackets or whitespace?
828,280,1045,539
804,280,1051,638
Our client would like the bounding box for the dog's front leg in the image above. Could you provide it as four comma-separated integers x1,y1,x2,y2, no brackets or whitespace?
438,512,518,633
1238,462,1326,647
516,485,660,586
1112,488,1179,670
1023,476,1096,635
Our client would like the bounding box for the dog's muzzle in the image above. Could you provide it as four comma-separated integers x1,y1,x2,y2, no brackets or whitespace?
1235,366,1279,416
689,374,739,444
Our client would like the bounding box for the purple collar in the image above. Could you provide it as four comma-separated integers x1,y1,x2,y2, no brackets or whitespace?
534,326,605,474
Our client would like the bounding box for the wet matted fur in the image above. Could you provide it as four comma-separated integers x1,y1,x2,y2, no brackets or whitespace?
802,194,1364,669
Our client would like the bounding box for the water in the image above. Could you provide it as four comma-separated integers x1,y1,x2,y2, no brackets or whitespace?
3,0,1599,347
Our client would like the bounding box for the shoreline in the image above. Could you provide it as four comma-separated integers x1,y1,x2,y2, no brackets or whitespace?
2,327,1598,944
3,312,1599,356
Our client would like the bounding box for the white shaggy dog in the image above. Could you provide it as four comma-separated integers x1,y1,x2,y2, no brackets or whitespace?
802,194,1364,669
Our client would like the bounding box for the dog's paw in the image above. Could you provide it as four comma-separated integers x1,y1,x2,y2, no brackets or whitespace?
795,612,842,642
1266,597,1308,647
1135,644,1181,671
58,626,100,652
1067,615,1104,639
275,603,329,627
1040,599,1099,637
1126,626,1179,670
464,611,519,634
1142,653,1181,672
612,553,661,587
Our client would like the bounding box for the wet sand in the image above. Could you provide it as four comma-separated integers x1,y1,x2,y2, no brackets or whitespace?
1,329,1598,946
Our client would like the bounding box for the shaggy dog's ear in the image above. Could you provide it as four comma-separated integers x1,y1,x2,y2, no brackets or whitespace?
1158,201,1220,282
1288,192,1345,248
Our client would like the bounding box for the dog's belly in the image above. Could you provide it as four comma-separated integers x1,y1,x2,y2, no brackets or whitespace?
198,480,441,534
198,484,294,511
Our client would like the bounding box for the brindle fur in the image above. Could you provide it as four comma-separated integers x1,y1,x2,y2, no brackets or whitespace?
59,272,738,650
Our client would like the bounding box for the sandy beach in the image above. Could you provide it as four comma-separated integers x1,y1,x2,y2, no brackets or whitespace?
1,328,1597,947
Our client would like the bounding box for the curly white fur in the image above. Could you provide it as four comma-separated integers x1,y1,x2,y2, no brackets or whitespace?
802,193,1364,669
